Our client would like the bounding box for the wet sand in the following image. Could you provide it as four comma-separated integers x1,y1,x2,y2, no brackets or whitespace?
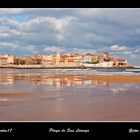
0,92,33,97
80,74,140,83
0,73,140,121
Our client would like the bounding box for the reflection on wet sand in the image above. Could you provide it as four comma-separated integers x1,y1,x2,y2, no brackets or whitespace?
0,73,140,121
0,92,33,97
0,74,14,86
0,92,33,107
0,101,13,106
0,73,109,87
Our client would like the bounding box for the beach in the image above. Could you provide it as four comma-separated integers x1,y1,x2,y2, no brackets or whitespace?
0,70,140,121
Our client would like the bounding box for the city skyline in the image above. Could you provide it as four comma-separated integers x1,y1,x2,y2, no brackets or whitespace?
0,8,140,65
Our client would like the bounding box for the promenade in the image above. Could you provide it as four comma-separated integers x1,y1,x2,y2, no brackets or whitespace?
0,64,134,69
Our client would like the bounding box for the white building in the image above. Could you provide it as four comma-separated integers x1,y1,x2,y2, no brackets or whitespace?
6,55,14,65
0,56,7,65
81,61,114,68
83,55,92,63
0,55,14,65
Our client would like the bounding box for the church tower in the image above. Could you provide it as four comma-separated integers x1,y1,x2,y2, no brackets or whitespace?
56,48,60,65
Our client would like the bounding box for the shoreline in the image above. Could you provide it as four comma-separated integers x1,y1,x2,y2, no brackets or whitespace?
0,65,135,69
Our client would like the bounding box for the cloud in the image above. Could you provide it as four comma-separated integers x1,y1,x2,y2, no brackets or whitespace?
26,45,38,54
78,8,100,16
69,48,96,54
44,46,58,52
110,45,129,51
0,16,76,32
0,8,24,14
0,42,19,49
123,51,132,55
43,46,65,53
0,8,140,65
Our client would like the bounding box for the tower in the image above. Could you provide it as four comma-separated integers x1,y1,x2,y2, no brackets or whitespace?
56,48,60,65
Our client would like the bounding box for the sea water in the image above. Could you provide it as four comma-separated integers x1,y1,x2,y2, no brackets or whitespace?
0,68,140,75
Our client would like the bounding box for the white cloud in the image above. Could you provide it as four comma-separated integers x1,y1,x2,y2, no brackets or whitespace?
78,8,100,16
0,8,24,14
0,16,77,35
134,49,140,53
0,42,19,49
56,34,64,41
0,29,22,38
0,33,11,38
129,54,136,58
26,45,37,53
44,46,65,53
123,51,132,55
110,45,128,51
70,48,96,54
0,8,140,65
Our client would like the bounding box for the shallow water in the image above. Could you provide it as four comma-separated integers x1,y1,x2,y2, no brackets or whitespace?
0,68,140,75
0,72,140,121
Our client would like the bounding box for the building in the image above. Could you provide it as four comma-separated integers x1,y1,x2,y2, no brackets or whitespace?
0,55,14,65
83,55,92,63
113,57,128,66
0,56,7,65
103,52,109,60
6,55,14,65
74,54,83,63
92,54,98,61
98,54,104,63
56,48,61,65
42,55,54,65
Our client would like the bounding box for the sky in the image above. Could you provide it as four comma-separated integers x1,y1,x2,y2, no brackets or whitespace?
0,8,140,65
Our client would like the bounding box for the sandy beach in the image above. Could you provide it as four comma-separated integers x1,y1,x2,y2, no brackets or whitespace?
79,74,140,83
0,72,140,121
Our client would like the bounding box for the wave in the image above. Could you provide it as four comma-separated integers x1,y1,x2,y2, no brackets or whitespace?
0,68,140,75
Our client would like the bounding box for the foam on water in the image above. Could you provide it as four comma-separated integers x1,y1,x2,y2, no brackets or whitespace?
0,68,140,75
